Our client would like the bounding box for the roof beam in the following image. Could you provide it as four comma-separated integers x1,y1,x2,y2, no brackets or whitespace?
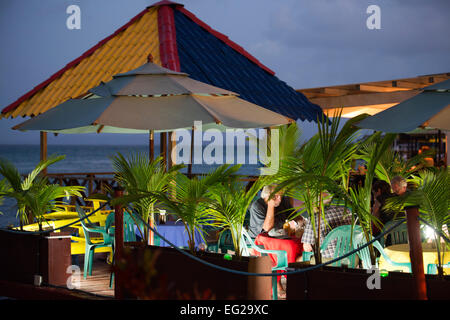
358,84,411,92
310,90,420,109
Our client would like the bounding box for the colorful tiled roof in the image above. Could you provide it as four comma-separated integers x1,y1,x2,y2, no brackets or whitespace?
2,1,323,122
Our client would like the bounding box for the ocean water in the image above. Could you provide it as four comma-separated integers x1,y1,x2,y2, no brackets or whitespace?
0,144,261,227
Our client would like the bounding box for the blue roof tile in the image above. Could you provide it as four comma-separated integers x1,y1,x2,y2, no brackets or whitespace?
174,10,323,122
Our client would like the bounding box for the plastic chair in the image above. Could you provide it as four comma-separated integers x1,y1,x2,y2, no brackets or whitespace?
427,262,450,275
240,228,288,300
207,229,235,254
75,204,114,279
353,232,412,272
380,220,409,247
303,225,360,268
208,228,262,254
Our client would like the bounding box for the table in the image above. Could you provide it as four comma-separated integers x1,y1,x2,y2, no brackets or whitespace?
254,233,303,266
378,243,450,274
152,221,205,248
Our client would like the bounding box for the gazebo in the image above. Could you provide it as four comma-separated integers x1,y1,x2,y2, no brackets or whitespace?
1,0,323,167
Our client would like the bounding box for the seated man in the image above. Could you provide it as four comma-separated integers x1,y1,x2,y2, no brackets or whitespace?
248,184,294,239
248,184,297,299
301,201,352,264
390,175,408,196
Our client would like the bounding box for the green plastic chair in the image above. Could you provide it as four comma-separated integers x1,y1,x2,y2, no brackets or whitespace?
207,229,235,254
353,231,412,272
75,204,114,279
380,220,409,247
208,228,263,254
240,228,288,300
303,225,360,268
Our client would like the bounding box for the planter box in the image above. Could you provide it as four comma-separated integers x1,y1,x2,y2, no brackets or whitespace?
0,230,71,287
286,263,450,300
115,243,273,300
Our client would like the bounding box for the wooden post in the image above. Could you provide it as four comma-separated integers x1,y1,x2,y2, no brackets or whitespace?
160,132,168,172
149,130,154,161
168,131,176,170
437,130,442,164
114,187,124,300
40,131,47,175
405,206,427,300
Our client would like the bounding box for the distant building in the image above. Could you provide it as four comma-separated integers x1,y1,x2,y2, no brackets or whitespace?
297,73,450,165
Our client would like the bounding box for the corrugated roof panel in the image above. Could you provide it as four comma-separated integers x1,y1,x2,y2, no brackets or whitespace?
2,7,161,118
173,8,322,122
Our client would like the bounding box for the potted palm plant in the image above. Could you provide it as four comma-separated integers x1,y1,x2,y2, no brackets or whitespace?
275,112,368,264
0,155,85,230
112,163,273,299
206,170,268,257
120,163,240,252
0,154,85,286
345,132,398,263
111,152,183,243
385,167,450,277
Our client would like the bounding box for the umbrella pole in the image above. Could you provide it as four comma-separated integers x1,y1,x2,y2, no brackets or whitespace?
40,131,47,175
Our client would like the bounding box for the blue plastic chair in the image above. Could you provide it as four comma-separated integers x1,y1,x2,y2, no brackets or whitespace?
353,231,412,272
303,225,360,268
240,228,288,300
75,204,114,279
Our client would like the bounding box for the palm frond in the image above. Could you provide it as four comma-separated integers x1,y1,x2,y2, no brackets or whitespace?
22,155,65,190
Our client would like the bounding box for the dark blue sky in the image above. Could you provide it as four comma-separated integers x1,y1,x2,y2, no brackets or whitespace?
1,0,449,145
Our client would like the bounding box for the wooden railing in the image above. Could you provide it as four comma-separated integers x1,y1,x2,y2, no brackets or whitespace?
43,172,258,206
46,172,117,197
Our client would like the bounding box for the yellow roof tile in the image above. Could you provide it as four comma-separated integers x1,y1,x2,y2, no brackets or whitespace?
2,7,160,119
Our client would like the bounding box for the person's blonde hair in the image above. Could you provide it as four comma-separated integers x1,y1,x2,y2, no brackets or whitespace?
391,176,407,188
261,184,281,200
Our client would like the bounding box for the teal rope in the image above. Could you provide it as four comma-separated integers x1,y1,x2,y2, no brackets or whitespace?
133,213,407,277
0,201,408,277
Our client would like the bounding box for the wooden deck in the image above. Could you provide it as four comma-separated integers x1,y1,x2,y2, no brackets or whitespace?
73,256,115,298
73,255,286,300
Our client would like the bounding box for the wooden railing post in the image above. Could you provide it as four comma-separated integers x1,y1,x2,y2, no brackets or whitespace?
114,187,124,300
405,206,427,300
